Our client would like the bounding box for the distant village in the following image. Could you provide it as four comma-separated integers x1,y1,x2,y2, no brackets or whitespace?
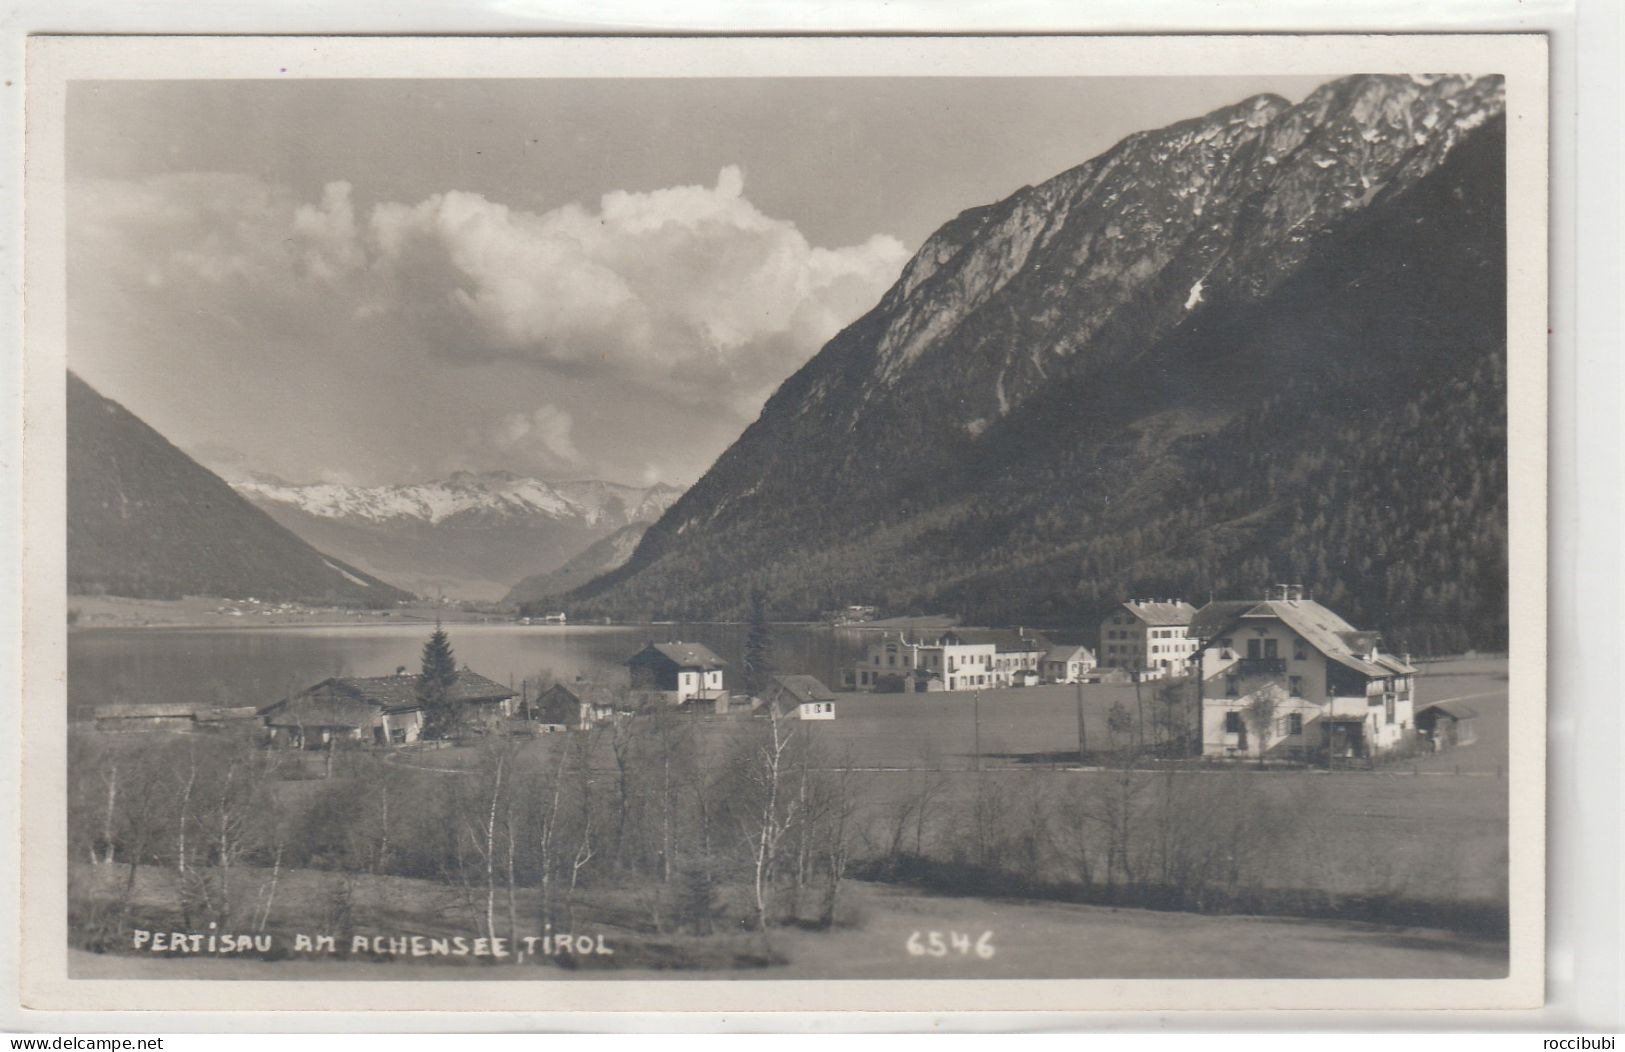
91,584,1474,765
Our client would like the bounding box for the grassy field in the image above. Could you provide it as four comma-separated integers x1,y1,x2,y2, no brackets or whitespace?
69,865,1504,980
69,657,1510,980
785,655,1510,772
377,657,1510,903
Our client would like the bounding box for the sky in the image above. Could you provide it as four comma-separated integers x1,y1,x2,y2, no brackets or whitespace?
66,75,1328,489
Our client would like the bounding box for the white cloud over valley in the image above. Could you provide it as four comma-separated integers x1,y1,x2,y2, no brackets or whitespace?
70,166,906,484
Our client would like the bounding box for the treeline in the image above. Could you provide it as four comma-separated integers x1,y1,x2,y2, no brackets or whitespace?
565,340,1507,655
67,707,862,957
69,701,1506,965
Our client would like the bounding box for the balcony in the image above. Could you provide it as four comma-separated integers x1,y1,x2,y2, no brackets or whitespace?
1236,657,1287,677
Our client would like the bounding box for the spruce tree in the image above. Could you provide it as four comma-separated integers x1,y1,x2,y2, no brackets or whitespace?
742,589,774,698
417,622,461,739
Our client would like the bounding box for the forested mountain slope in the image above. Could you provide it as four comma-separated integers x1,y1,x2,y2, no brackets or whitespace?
572,75,1508,653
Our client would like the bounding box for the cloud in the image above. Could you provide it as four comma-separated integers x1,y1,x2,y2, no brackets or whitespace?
489,405,583,469
368,166,907,408
69,167,909,484
293,181,366,282
74,167,906,419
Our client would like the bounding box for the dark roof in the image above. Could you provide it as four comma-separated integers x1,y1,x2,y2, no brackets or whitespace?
1188,601,1261,639
287,669,516,713
538,682,621,709
194,706,261,722
1418,700,1479,720
264,700,374,730
770,674,836,705
1118,600,1198,627
629,642,726,670
1191,599,1419,677
933,628,1051,652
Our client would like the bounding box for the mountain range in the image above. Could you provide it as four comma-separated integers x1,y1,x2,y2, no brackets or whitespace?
569,74,1510,654
506,522,651,607
67,372,412,606
236,473,680,601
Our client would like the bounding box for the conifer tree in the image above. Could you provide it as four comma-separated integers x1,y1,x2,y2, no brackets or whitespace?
742,589,774,698
417,622,461,739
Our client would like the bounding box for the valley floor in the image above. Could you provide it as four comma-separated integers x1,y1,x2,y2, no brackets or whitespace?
70,877,1504,981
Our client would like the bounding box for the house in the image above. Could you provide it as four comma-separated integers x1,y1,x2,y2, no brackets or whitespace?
263,699,377,750
760,674,837,720
627,642,727,703
261,667,518,748
1188,586,1418,762
524,682,620,731
1042,645,1097,684
843,628,1048,693
971,628,1051,685
1415,701,1478,751
1099,599,1200,673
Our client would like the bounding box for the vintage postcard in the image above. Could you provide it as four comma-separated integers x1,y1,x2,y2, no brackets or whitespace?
18,34,1548,1015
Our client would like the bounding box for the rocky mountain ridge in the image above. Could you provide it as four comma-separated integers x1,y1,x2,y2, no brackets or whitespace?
571,74,1510,652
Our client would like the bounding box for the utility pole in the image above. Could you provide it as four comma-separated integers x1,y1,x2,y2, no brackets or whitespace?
1076,680,1087,766
1133,668,1145,753
973,690,981,772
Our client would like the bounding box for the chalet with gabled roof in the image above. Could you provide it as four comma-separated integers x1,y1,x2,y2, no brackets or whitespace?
1189,586,1418,762
1042,645,1097,684
627,642,727,703
261,667,517,748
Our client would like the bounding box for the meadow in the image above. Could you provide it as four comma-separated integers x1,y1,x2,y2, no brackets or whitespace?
66,657,1510,979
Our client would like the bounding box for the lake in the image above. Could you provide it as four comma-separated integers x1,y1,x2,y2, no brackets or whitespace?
67,622,872,717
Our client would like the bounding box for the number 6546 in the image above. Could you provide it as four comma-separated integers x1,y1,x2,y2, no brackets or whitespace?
906,930,995,958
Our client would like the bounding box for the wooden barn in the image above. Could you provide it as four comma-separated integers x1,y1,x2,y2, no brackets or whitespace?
1415,700,1479,751
521,682,621,731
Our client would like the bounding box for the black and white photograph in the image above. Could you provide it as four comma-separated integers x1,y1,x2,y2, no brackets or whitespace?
17,34,1549,1013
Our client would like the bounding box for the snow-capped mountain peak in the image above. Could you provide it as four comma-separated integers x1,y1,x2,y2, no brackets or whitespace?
235,472,680,528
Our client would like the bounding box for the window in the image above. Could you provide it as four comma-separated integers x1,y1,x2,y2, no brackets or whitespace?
1247,639,1262,659
1385,696,1396,725
1264,638,1278,659
1224,711,1244,733
1294,640,1308,661
1288,713,1303,735
1289,676,1302,697
1226,676,1239,697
